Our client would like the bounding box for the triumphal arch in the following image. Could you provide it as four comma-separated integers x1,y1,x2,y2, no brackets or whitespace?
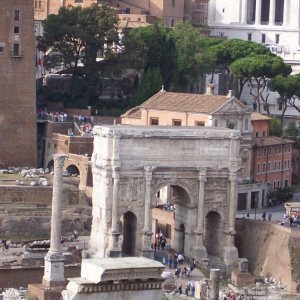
88,125,241,270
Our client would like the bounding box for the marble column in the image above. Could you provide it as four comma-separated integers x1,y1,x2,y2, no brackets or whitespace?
246,191,251,211
255,0,262,25
241,0,248,24
142,166,155,259
109,167,121,257
269,0,276,26
223,169,239,270
283,0,289,26
43,154,67,287
192,168,207,259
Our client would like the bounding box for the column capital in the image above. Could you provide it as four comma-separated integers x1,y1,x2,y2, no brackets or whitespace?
112,167,120,179
52,154,68,168
197,167,207,181
144,166,156,180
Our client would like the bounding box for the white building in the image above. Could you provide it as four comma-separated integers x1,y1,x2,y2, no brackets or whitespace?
208,0,300,120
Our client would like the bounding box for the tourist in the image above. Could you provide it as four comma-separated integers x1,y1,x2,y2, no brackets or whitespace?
178,253,184,264
182,266,187,278
268,212,272,221
262,212,266,221
178,285,182,294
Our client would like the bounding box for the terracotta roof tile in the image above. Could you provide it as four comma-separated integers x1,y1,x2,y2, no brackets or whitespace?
254,136,294,147
251,112,271,121
139,91,233,114
121,107,141,119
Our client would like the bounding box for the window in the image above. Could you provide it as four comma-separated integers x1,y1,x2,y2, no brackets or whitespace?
74,0,83,3
227,122,235,129
275,147,278,154
278,101,283,110
268,161,271,171
268,148,272,154
172,0,175,7
244,118,249,130
34,1,38,9
12,43,19,56
263,131,265,136
255,132,258,137
171,19,175,27
278,161,281,170
14,10,20,21
257,163,260,174
39,1,42,9
263,148,267,156
288,160,290,168
263,163,266,172
284,160,287,169
248,33,252,41
196,121,205,126
14,26,19,34
258,149,261,156
262,33,266,43
150,118,159,125
285,179,288,188
273,182,276,190
173,120,182,126
275,34,280,44
277,181,280,188
274,162,277,170
214,119,218,127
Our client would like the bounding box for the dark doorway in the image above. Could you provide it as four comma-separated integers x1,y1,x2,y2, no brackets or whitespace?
179,223,185,253
122,212,137,256
204,211,222,257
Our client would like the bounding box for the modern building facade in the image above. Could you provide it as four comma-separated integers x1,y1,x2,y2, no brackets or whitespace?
251,112,293,191
208,0,300,119
0,0,37,167
34,0,209,28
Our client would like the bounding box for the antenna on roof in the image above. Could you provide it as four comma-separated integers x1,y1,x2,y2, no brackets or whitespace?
161,85,165,92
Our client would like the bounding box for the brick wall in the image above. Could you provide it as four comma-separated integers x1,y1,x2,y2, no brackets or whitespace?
0,0,37,167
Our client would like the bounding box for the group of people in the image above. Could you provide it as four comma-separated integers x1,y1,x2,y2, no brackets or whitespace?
37,109,89,124
222,291,254,300
286,212,300,227
152,231,167,251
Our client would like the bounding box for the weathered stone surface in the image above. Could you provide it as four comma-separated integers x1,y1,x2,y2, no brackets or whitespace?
89,125,240,271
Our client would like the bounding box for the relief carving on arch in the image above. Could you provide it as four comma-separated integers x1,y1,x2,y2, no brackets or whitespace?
118,177,145,204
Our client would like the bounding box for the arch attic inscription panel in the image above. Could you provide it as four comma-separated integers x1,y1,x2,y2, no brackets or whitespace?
89,125,241,271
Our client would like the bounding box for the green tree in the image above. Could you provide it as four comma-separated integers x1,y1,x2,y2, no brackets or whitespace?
284,121,300,139
171,22,214,91
268,74,300,129
38,4,119,104
209,39,272,98
269,118,282,137
230,55,291,114
130,67,163,106
121,24,176,90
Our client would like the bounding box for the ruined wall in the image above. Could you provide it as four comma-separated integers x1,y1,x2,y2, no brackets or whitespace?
235,219,300,292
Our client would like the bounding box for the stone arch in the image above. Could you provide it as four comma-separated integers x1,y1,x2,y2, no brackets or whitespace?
47,159,54,172
151,178,196,208
204,211,223,257
66,164,80,176
121,211,137,257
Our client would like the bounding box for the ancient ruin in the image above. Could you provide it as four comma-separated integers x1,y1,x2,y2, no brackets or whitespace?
86,125,241,271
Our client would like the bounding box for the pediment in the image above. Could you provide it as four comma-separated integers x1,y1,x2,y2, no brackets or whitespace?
214,97,251,115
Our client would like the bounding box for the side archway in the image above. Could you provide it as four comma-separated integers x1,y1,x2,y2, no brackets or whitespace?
204,211,223,257
121,211,137,257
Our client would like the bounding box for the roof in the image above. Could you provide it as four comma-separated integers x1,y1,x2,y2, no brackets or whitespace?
122,106,141,119
138,90,235,114
253,136,294,147
251,112,271,121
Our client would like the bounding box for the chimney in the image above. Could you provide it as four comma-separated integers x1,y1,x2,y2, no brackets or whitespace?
205,83,215,95
226,90,233,98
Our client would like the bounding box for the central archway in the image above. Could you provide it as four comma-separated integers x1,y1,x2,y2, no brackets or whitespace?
121,211,137,256
152,183,194,255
